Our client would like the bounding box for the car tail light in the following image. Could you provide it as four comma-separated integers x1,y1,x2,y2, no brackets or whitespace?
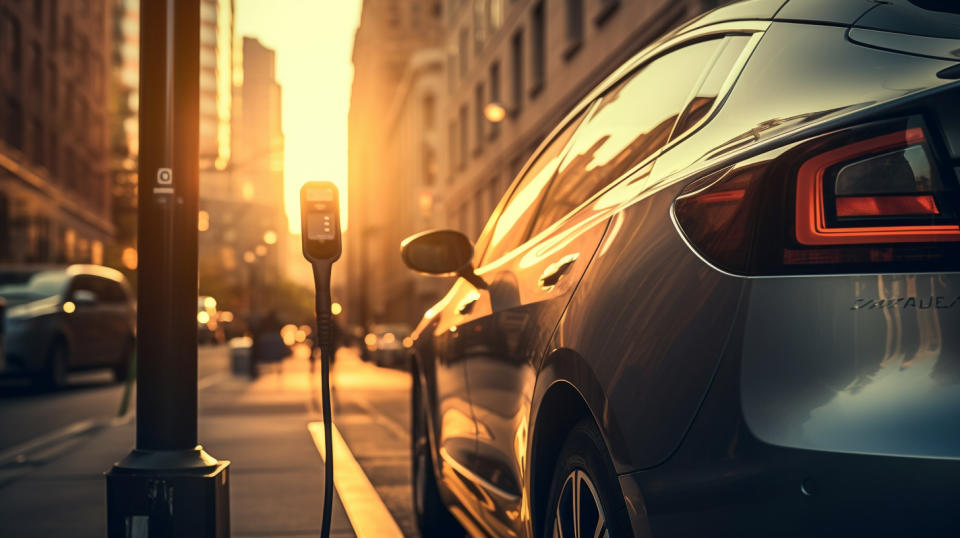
674,116,960,275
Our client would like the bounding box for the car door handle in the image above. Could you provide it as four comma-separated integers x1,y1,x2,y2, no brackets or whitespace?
458,298,478,315
457,290,482,315
538,254,579,290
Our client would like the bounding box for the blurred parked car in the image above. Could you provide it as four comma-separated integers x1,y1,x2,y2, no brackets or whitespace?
401,1,960,536
0,265,135,387
361,323,411,369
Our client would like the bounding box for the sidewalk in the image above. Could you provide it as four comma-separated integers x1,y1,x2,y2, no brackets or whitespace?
0,345,355,537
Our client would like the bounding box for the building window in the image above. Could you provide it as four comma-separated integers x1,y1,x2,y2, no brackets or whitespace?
63,15,72,54
474,189,485,237
411,1,421,28
459,105,468,169
387,0,401,27
9,17,23,74
34,0,44,27
48,132,59,177
530,2,545,97
49,0,58,47
564,0,583,59
31,118,44,163
423,94,436,129
31,42,43,89
474,83,484,155
473,0,485,53
447,52,456,93
423,144,437,186
510,29,523,117
459,28,468,78
489,60,501,139
487,0,503,34
458,201,469,236
6,98,24,150
48,63,57,107
595,0,619,26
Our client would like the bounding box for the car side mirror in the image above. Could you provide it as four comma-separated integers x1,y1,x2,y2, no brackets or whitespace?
401,230,488,290
72,289,98,306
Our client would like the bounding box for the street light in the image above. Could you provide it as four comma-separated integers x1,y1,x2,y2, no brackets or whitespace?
263,230,277,245
484,101,509,123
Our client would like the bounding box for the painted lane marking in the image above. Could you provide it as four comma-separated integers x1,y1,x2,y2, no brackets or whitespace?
308,421,404,538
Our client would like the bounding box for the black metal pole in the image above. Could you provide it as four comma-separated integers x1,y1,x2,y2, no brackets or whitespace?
106,1,230,536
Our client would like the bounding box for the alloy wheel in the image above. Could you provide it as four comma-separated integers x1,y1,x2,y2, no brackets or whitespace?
552,469,609,538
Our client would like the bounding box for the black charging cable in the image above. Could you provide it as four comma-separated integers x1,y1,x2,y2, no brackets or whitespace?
312,261,335,538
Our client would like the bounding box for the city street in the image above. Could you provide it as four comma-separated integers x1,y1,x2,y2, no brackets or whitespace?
0,344,426,537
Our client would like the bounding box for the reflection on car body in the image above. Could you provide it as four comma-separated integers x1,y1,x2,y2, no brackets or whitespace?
401,1,960,537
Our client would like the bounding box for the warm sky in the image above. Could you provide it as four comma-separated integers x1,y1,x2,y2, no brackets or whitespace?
235,0,363,233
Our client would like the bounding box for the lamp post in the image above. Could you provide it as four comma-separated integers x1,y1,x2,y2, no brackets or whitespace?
105,1,230,537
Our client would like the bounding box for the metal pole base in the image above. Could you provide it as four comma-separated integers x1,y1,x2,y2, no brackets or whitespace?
105,446,230,538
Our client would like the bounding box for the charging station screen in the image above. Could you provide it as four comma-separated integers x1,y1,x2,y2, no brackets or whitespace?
307,213,335,241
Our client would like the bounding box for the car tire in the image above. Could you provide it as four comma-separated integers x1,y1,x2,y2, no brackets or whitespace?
42,339,69,389
411,373,464,537
542,418,631,538
112,337,134,383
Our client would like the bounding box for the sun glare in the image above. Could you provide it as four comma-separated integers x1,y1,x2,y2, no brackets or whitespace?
235,0,362,233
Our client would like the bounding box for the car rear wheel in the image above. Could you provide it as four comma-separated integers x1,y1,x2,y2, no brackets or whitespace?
411,374,464,536
543,418,630,538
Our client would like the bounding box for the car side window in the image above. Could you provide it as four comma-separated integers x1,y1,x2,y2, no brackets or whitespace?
69,275,98,299
100,280,128,303
671,35,751,138
479,111,586,265
527,38,724,239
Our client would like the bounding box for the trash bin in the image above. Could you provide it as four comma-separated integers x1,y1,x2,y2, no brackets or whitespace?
228,336,253,376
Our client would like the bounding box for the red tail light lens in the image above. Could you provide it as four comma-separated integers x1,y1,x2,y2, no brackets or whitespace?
795,128,960,245
834,195,939,217
674,117,960,275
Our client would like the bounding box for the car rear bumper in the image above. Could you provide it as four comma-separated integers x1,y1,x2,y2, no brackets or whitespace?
619,434,960,537
617,272,960,536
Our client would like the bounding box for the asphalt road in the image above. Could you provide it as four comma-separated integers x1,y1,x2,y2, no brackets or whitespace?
331,349,428,537
0,345,227,454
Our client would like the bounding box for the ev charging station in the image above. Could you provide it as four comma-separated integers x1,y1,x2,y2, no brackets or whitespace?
300,182,343,538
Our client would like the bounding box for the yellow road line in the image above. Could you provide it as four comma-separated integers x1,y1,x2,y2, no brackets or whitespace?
308,421,404,538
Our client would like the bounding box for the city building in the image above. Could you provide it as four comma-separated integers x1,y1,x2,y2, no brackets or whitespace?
196,36,287,318
346,0,728,329
346,0,444,328
107,0,139,272
0,0,113,264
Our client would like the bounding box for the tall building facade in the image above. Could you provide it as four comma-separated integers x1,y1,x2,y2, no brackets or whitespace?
107,0,139,271
346,0,444,328
347,0,726,329
196,36,286,317
0,0,113,264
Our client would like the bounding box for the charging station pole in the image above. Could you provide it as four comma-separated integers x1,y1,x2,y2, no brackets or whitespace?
106,1,230,536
